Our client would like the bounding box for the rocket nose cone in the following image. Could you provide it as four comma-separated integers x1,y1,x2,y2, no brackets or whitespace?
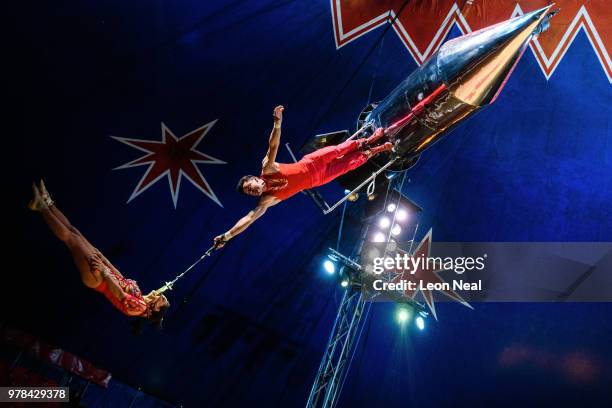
437,6,553,106
528,5,554,20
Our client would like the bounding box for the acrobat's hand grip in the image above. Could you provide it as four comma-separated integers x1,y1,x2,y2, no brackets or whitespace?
273,105,284,122
213,235,227,249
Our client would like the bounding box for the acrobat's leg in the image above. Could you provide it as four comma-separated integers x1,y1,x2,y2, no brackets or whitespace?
315,150,368,186
30,185,101,288
364,127,386,146
303,127,387,163
317,142,393,185
364,142,394,157
40,181,125,281
303,139,363,165
39,181,96,252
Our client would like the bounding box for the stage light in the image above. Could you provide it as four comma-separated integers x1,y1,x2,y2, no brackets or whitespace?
340,279,349,288
373,232,386,243
391,224,402,236
323,260,335,274
387,203,397,212
379,217,391,229
396,208,408,221
396,306,413,324
348,192,359,202
368,193,377,201
416,316,425,331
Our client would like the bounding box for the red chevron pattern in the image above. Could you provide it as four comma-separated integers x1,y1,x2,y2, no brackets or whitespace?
331,0,611,82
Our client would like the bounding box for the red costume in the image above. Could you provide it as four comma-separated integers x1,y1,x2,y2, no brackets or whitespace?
91,253,148,316
261,139,368,201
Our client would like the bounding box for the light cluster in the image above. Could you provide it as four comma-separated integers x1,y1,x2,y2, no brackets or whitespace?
372,203,410,243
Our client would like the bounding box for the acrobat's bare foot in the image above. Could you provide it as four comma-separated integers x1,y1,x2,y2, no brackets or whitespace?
28,182,47,212
38,179,54,207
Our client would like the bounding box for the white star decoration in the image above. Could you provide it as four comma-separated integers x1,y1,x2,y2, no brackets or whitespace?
112,121,226,208
392,229,473,320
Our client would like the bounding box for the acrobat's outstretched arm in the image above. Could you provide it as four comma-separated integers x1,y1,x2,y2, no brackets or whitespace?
261,105,284,172
213,201,272,249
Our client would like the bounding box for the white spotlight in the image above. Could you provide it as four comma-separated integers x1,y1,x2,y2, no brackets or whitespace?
379,217,391,229
367,248,381,259
386,203,397,212
396,209,408,221
373,232,386,243
391,224,402,236
323,260,335,274
416,316,425,331
340,279,349,288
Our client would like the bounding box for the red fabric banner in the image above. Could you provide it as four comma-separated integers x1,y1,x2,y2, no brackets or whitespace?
1,325,111,387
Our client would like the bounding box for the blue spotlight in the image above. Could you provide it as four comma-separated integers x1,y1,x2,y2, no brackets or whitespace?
416,316,425,331
396,305,413,325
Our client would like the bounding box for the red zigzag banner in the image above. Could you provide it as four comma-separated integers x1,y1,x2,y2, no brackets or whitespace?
331,0,612,82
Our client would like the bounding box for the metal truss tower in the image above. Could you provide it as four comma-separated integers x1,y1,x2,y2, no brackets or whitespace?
305,284,367,408
306,177,423,408
307,197,374,408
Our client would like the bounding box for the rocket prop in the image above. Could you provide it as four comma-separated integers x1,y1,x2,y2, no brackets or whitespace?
301,6,557,214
